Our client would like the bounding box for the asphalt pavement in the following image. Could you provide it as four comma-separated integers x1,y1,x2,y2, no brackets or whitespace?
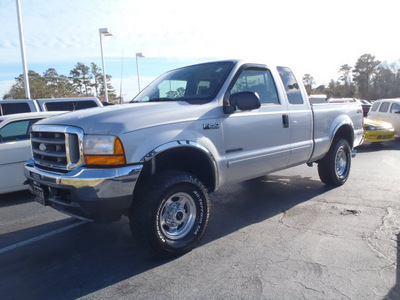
1,139,399,299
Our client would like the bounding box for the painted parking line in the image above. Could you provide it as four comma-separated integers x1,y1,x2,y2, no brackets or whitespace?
0,220,87,255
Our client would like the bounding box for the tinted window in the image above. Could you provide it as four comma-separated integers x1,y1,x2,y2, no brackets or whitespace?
277,66,304,105
230,68,279,105
390,103,400,113
370,102,380,112
75,101,97,110
0,103,31,115
379,102,390,113
45,101,97,111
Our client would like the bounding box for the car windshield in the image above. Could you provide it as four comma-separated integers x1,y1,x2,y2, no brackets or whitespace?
131,62,234,103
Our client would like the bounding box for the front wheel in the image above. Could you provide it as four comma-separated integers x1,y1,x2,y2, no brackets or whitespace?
130,171,210,258
318,138,352,186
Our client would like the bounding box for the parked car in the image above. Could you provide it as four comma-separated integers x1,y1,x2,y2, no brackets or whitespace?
368,99,400,136
0,97,102,116
0,111,65,194
363,118,395,143
25,60,363,257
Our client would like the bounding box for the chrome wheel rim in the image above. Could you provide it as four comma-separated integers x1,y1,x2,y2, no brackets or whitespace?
335,148,348,178
159,192,197,240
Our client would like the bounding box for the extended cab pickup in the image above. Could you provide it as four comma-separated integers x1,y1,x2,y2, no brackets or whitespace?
24,60,364,257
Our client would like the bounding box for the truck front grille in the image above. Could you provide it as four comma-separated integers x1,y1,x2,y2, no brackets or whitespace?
30,125,84,170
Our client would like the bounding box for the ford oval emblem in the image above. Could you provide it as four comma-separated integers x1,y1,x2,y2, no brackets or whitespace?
39,143,47,152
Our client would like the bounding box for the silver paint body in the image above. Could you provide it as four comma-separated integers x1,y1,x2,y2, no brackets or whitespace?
24,60,364,220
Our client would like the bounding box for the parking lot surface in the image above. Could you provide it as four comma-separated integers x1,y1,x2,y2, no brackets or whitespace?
1,140,399,299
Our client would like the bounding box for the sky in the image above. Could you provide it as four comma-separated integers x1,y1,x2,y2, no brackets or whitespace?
1,0,399,101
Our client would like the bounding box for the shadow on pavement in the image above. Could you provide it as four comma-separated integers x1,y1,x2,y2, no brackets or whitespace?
0,190,33,208
356,138,400,153
385,233,400,299
0,174,330,299
0,217,79,249
203,174,330,244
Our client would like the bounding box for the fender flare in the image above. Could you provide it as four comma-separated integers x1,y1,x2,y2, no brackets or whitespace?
140,140,219,191
330,118,355,148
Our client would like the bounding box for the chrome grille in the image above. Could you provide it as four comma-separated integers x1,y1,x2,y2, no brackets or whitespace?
30,125,84,170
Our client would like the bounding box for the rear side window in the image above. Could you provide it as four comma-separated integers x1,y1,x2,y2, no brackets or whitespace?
45,101,97,111
370,102,380,112
390,103,400,113
379,102,390,113
277,66,304,105
0,103,31,115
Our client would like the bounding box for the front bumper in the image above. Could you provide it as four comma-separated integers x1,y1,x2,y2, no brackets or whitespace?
24,158,143,222
364,129,395,143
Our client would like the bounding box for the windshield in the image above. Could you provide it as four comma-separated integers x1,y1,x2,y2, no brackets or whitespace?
132,61,234,103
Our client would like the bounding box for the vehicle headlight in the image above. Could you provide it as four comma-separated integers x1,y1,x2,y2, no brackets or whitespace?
83,135,126,165
365,126,377,131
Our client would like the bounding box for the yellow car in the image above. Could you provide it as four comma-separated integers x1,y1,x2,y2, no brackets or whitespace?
363,118,395,143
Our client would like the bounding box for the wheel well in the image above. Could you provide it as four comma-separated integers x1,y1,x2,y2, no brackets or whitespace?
333,125,354,148
138,147,216,192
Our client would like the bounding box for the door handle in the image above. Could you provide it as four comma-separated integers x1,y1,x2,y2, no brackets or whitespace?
282,114,289,128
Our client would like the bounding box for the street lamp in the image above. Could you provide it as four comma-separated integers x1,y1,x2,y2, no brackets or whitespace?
136,52,145,92
16,0,30,99
99,28,113,103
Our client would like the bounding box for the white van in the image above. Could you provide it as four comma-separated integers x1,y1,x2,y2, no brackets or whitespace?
368,98,400,135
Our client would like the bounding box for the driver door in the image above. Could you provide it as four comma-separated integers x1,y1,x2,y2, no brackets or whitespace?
222,65,291,184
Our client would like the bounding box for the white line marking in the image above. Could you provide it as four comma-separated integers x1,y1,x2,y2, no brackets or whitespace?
0,220,87,255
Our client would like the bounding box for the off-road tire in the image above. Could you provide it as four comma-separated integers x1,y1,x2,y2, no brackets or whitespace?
129,171,210,258
318,138,351,186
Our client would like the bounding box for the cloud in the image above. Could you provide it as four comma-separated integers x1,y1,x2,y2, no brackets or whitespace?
1,0,400,93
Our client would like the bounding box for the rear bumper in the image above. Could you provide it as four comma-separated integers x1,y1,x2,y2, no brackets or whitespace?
24,158,143,222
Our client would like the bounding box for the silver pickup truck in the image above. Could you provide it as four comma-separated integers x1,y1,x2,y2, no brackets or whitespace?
24,60,364,257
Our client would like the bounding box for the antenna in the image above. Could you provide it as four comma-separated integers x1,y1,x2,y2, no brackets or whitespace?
119,50,124,104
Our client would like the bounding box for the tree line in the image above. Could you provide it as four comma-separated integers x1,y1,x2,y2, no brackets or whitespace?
3,62,117,102
4,54,399,102
303,53,400,101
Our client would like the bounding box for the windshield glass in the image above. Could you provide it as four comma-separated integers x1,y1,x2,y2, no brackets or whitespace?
132,62,234,103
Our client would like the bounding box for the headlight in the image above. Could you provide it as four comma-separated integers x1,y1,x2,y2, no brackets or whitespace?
83,135,126,165
365,126,377,131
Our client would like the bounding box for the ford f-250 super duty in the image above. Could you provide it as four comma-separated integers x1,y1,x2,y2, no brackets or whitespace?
24,60,364,257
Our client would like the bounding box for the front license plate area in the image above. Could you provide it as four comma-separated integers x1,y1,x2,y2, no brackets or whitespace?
33,185,47,206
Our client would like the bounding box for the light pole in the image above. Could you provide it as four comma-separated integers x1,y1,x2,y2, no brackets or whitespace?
16,0,30,99
136,52,144,92
99,28,113,103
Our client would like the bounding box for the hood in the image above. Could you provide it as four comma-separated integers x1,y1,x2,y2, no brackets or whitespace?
364,118,393,129
37,101,218,135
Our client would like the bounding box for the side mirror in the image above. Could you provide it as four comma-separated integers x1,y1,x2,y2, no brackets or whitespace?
229,92,261,111
393,109,400,114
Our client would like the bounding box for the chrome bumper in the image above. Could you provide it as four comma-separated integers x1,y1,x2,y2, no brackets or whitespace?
24,158,143,221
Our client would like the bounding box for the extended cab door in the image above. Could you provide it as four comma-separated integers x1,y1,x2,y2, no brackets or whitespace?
222,65,291,184
276,66,313,166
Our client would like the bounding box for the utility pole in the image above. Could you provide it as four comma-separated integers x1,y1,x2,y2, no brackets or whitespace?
16,0,30,99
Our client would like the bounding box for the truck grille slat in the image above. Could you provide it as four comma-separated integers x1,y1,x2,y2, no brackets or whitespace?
30,125,84,170
32,149,67,158
31,137,65,145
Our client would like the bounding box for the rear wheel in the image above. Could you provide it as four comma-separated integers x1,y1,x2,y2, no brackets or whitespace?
318,138,351,186
130,171,210,258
